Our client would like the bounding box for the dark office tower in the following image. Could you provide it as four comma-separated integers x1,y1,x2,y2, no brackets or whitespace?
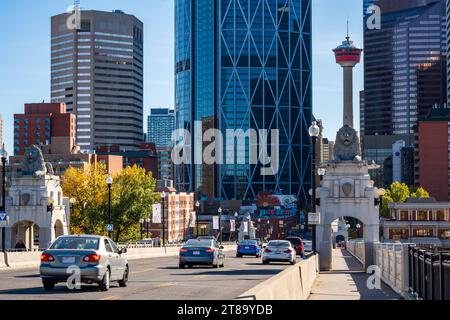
363,0,446,136
447,0,450,103
51,10,144,152
175,0,313,202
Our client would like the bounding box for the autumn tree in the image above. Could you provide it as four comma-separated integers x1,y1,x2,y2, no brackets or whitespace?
380,182,430,217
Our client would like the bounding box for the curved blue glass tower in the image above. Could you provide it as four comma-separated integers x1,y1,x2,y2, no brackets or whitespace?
175,0,312,203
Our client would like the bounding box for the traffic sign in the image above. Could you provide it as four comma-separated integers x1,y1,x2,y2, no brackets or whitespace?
308,212,320,225
0,212,8,228
106,224,114,232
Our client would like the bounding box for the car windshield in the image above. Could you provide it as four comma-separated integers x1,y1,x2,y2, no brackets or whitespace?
50,237,100,250
185,240,212,247
240,240,257,245
267,241,290,247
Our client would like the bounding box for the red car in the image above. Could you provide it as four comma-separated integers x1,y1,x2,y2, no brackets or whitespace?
285,237,305,257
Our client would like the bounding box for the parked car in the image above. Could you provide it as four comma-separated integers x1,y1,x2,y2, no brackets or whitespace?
262,240,296,265
179,239,225,268
303,240,313,252
196,236,216,240
40,235,129,292
285,236,305,257
236,239,262,258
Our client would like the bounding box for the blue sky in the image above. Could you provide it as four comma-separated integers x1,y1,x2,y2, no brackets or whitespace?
0,0,363,154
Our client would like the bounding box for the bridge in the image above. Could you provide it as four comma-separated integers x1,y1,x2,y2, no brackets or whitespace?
2,241,444,300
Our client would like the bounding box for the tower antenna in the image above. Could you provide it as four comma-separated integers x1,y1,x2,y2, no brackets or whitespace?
74,0,80,8
346,18,350,40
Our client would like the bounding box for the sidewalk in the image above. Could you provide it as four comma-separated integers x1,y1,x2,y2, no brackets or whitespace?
308,249,401,300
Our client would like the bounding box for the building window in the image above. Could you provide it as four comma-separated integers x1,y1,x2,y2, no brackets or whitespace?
389,229,409,240
414,229,433,237
437,210,446,221
439,230,450,239
399,210,409,221
415,210,429,221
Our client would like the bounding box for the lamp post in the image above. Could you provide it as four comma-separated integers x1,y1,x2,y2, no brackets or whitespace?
161,191,166,247
356,223,361,238
146,217,150,239
309,121,320,253
106,175,113,239
195,200,200,237
139,218,144,240
234,212,238,241
318,167,326,181
218,207,222,244
1,145,7,252
69,197,76,216
257,218,261,239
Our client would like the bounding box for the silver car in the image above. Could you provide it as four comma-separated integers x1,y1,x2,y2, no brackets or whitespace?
40,235,129,291
262,240,297,265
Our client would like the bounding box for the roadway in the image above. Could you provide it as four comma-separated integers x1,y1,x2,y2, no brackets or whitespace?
0,254,294,300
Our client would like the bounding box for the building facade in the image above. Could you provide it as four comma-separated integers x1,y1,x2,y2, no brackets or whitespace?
175,0,313,203
157,146,174,181
384,198,450,247
414,107,450,201
363,0,447,137
13,103,76,156
147,108,175,147
51,10,144,152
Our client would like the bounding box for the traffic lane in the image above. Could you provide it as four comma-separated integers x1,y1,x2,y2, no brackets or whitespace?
0,255,296,300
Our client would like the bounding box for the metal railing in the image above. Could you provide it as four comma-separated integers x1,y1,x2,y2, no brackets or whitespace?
408,245,450,300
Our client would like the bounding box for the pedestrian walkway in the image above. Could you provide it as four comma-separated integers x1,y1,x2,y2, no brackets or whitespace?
308,249,401,300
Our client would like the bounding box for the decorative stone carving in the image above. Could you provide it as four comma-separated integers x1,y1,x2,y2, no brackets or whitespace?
21,145,48,176
342,182,352,197
333,125,362,162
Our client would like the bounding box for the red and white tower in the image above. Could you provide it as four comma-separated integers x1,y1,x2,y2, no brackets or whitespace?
333,30,363,128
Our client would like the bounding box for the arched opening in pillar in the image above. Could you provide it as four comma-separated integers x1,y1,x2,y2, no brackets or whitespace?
54,219,64,238
11,221,40,251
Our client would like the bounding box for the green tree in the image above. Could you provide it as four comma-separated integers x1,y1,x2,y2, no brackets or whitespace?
411,187,430,199
110,166,159,242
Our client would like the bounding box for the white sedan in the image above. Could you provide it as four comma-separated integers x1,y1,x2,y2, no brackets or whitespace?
262,240,296,265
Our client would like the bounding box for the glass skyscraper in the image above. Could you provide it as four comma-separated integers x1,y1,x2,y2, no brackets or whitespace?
175,0,312,203
147,108,175,147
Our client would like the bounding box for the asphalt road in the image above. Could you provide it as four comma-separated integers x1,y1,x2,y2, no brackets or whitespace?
0,254,295,300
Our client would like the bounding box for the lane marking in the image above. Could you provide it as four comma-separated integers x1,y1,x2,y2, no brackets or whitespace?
154,282,177,289
100,295,119,300
132,268,155,274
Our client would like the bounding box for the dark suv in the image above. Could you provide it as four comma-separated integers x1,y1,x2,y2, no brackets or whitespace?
285,237,305,257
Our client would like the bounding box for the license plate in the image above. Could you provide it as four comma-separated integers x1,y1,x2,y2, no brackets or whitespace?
193,251,200,255
245,246,249,249
62,256,76,264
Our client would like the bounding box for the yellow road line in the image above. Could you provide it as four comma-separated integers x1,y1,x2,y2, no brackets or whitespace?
154,282,176,289
100,295,119,300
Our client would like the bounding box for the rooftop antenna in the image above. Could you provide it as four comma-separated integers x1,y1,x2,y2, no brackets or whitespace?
74,0,80,9
346,18,350,41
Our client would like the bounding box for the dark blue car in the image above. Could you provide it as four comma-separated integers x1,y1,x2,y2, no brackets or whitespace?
236,240,262,258
179,239,225,268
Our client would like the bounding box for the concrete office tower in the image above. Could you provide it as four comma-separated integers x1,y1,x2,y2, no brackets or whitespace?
363,0,447,137
51,10,144,152
147,108,175,147
392,140,406,183
175,0,313,202
333,33,363,128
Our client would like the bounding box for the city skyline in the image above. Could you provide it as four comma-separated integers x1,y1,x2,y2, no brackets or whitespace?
0,0,363,154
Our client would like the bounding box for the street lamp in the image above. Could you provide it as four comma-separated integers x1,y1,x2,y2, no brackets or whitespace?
318,167,326,181
161,191,166,247
218,207,223,244
1,145,8,252
356,223,361,238
195,200,200,237
106,175,113,239
146,217,150,239
308,121,320,253
69,197,76,216
139,218,144,240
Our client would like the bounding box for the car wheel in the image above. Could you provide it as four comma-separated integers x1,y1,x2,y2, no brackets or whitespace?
118,266,129,288
263,260,269,265
42,279,55,291
179,263,186,268
236,253,242,258
99,268,111,292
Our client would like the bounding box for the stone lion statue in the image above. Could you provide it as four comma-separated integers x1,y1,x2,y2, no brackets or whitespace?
333,125,362,162
21,145,53,176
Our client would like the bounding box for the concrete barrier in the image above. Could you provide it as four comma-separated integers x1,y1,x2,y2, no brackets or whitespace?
237,254,319,300
0,245,237,271
346,239,365,265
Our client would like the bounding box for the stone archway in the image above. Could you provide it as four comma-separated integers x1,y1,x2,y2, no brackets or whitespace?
54,219,64,238
10,221,40,250
336,234,345,243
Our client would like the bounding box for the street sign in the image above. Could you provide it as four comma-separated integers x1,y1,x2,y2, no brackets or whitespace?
308,212,320,225
152,204,162,223
0,212,8,228
230,220,236,232
189,211,196,228
212,216,219,230
106,224,114,232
